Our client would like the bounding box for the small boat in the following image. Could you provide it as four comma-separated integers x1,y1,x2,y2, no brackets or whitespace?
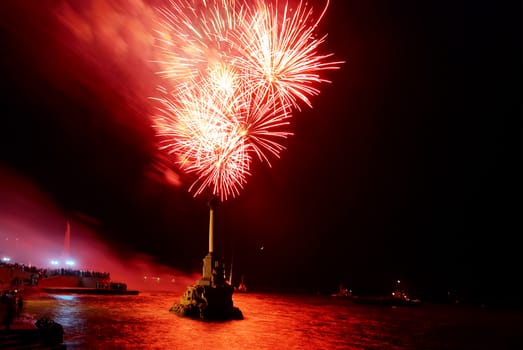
352,280,421,306
235,274,247,293
352,295,421,306
331,283,352,298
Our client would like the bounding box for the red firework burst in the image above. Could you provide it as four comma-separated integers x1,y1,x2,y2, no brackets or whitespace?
152,0,342,201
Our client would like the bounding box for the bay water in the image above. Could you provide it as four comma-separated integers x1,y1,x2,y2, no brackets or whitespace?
17,291,522,349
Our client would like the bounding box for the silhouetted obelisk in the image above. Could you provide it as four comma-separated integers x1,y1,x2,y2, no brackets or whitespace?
197,196,217,286
63,220,71,261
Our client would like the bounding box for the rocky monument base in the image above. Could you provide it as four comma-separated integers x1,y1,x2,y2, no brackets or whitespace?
170,253,243,320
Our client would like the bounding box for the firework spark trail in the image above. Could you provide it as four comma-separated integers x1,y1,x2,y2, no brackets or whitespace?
233,0,341,111
152,0,341,201
153,0,243,87
153,79,251,201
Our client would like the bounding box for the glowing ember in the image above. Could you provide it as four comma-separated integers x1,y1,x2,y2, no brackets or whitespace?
152,0,342,201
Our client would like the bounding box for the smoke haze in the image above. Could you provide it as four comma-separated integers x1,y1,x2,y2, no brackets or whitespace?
0,166,197,292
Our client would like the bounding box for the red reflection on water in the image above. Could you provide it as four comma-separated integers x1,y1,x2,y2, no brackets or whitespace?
22,292,523,349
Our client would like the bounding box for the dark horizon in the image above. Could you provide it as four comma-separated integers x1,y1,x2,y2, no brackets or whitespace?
0,0,521,306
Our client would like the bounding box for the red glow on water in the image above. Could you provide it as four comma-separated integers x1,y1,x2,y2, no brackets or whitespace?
22,292,523,349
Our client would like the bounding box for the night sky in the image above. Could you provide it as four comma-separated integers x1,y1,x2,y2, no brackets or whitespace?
0,1,521,305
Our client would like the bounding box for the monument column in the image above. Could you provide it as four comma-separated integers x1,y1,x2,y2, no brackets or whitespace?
198,196,217,286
